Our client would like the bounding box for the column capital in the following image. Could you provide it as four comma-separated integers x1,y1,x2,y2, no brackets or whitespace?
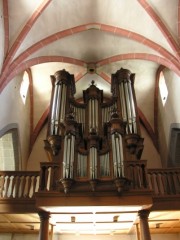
38,211,51,221
138,209,150,219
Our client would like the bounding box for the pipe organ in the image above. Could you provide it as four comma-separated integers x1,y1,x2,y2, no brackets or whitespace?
44,68,144,193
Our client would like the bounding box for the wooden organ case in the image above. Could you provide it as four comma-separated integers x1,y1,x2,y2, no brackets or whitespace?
43,68,145,195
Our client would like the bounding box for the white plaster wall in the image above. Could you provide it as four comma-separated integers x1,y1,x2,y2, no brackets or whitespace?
141,125,162,168
0,75,30,170
158,69,180,166
27,124,48,170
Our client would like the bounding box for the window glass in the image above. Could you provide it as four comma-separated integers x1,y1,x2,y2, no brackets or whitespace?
159,72,168,106
0,129,20,170
20,71,29,104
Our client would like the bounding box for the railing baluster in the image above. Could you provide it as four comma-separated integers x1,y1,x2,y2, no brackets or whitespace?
158,173,164,194
10,175,16,198
147,168,180,196
156,173,161,194
152,173,157,194
0,176,5,197
175,172,180,194
20,176,26,198
32,176,37,197
137,165,141,188
148,173,153,190
14,176,20,198
27,176,32,198
29,176,35,198
0,171,39,199
4,176,10,198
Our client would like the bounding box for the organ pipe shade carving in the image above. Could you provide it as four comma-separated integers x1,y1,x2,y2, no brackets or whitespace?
45,68,144,193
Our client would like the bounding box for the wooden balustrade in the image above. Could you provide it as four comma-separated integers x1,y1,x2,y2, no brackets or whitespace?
125,160,148,190
0,171,40,199
0,167,180,199
39,162,60,191
147,168,180,195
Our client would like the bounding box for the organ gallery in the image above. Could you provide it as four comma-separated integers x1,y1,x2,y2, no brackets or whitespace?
43,68,145,194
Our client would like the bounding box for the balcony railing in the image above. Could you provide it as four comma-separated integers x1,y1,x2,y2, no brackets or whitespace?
0,167,180,200
0,171,40,199
147,168,180,196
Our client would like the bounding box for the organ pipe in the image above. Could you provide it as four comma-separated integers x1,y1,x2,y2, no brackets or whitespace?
100,153,110,177
102,102,117,125
90,147,97,179
62,134,75,179
118,79,137,134
127,80,137,133
77,153,87,177
89,99,99,132
112,133,124,178
50,82,67,135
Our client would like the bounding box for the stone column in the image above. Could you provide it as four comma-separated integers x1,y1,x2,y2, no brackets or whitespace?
138,209,151,240
38,211,51,240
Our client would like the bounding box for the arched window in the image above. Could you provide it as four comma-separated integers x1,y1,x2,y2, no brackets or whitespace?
0,127,20,170
159,71,168,106
20,71,30,104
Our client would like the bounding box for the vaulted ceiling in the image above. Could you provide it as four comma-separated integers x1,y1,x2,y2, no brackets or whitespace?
0,0,180,156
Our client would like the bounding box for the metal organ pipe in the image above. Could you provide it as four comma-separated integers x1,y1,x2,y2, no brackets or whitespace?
119,80,137,134
89,99,98,131
112,133,124,178
95,99,98,130
127,81,137,133
102,102,118,126
100,153,110,176
92,99,95,129
119,84,127,122
50,82,68,135
70,135,75,178
63,134,75,179
90,147,97,179
77,153,87,177
50,83,58,134
89,100,92,131
51,83,62,135
60,84,67,122
124,81,132,133
70,105,85,132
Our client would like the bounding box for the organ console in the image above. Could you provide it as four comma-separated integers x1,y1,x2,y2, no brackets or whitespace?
44,68,144,193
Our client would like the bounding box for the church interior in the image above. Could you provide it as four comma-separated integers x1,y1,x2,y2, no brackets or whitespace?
0,1,180,239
